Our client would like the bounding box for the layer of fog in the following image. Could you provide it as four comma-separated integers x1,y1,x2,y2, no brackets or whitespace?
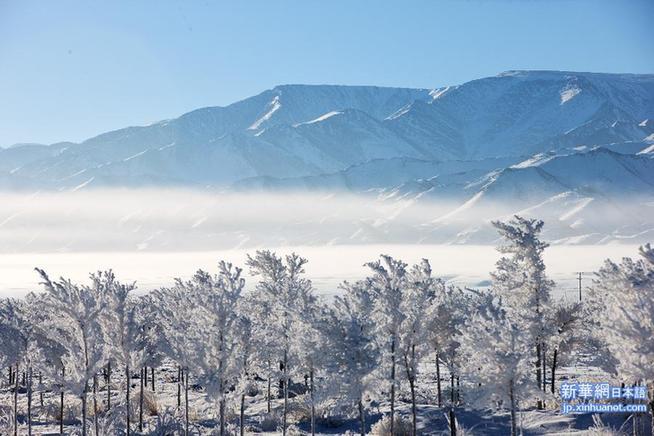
0,188,650,297
0,188,652,252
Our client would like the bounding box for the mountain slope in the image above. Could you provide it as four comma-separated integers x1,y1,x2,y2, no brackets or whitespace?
2,71,654,189
386,71,654,159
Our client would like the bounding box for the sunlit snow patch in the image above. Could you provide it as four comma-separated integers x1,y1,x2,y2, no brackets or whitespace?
638,142,654,154
432,191,484,224
429,86,455,100
248,95,281,130
385,104,412,120
560,85,581,105
559,197,594,221
71,177,95,192
124,150,148,162
293,111,342,127
158,142,176,151
511,153,556,169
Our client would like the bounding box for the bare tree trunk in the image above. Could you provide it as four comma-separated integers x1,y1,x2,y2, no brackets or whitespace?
456,376,460,405
240,393,245,436
107,361,111,410
151,366,155,392
13,362,18,436
126,364,130,436
409,377,417,436
177,366,181,408
39,371,43,407
404,344,418,436
139,367,144,432
358,394,365,436
283,350,289,436
436,352,442,407
449,407,456,436
27,365,32,436
60,366,64,435
93,374,98,436
278,360,285,400
81,389,88,436
185,369,189,436
310,368,315,436
542,345,547,393
219,398,225,436
267,373,271,414
509,379,517,436
536,342,543,409
219,368,225,436
390,336,396,436
550,348,558,394
450,372,455,404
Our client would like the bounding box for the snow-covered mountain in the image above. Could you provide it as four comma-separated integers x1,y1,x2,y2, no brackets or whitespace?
2,70,653,246
3,70,653,190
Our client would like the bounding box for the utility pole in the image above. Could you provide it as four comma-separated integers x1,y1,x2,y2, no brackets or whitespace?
577,272,582,302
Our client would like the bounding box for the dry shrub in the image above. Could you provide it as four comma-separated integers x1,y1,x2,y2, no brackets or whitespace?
43,400,80,425
287,401,311,423
129,389,159,419
584,415,626,436
370,414,413,436
259,412,281,432
146,407,185,435
143,390,159,416
0,404,12,432
286,424,303,436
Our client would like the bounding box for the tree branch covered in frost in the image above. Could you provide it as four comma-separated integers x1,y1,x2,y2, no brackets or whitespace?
460,292,539,436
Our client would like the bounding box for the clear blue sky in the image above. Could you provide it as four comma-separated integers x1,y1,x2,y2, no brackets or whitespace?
1,0,652,146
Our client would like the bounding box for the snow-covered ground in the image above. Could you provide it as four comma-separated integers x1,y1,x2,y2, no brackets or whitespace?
0,357,646,435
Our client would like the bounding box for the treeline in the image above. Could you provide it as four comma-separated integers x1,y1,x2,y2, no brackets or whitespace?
0,216,653,436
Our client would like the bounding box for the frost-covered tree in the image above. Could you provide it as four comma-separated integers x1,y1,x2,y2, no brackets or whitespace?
292,283,325,436
247,251,315,436
127,296,161,433
427,285,470,409
152,285,199,436
363,255,441,436
364,255,407,435
542,300,585,394
491,216,554,399
36,268,108,436
0,304,21,370
154,261,246,436
233,315,254,436
325,280,380,436
397,259,437,436
461,293,539,436
0,298,31,436
0,294,64,436
187,263,245,436
94,270,138,434
588,244,654,434
0,346,19,434
0,298,28,436
243,291,278,414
